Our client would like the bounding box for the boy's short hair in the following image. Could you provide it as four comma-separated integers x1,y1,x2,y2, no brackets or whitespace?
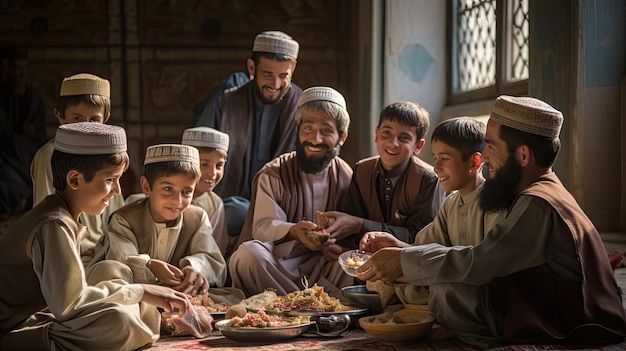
56,73,111,120
378,101,430,140
431,117,486,161
295,87,350,137
143,144,201,187
51,122,129,191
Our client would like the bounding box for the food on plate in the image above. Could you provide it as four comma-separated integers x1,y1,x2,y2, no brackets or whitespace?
229,310,310,328
189,293,229,313
306,210,331,244
266,283,353,312
238,289,278,311
163,305,214,338
366,280,398,308
225,303,248,319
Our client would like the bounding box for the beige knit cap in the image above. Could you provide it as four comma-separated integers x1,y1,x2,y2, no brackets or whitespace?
298,86,346,109
490,96,563,138
60,73,110,97
253,31,299,59
144,144,200,167
182,127,229,152
54,122,127,154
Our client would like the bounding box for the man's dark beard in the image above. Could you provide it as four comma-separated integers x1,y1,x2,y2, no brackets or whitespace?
295,140,341,174
478,155,523,212
252,78,290,104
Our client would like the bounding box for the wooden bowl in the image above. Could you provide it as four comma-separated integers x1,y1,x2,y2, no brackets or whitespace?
358,308,435,342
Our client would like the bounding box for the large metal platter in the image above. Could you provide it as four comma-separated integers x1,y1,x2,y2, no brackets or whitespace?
215,319,316,342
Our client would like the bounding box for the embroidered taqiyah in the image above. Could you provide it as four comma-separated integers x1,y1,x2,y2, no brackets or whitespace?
144,144,200,167
490,95,563,138
54,122,126,154
182,127,229,152
253,31,299,59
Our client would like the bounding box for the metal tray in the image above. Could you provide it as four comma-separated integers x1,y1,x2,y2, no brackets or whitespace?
215,314,351,342
215,320,316,342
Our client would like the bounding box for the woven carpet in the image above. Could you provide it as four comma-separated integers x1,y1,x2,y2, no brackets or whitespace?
148,328,626,351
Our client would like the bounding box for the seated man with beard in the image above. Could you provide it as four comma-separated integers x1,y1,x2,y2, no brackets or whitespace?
357,96,626,348
228,87,353,298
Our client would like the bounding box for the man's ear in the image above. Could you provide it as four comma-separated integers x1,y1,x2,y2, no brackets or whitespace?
470,152,482,171
339,132,348,146
413,139,426,155
139,176,151,196
246,58,255,79
66,170,81,190
103,112,110,123
517,145,530,167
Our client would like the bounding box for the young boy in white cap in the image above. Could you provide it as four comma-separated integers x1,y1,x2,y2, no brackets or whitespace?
182,126,232,256
88,144,228,295
0,122,191,350
29,73,126,263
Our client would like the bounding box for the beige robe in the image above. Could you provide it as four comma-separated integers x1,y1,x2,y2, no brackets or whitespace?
192,191,229,256
89,199,227,287
229,152,353,297
0,194,158,351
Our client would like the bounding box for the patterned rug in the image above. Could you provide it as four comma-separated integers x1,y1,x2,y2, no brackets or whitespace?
148,329,626,351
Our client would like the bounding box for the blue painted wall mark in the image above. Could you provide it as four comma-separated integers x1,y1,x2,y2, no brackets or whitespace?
398,43,435,83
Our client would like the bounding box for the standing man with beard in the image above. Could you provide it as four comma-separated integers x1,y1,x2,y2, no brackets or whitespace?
228,87,353,298
358,96,626,348
192,31,301,238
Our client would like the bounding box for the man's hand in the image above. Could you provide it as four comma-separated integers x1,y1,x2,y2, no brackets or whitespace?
288,220,326,251
173,266,210,296
323,211,363,240
140,284,192,314
360,231,408,252
146,259,184,286
356,247,403,284
321,242,346,261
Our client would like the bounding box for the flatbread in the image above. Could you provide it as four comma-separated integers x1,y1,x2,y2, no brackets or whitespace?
366,280,397,308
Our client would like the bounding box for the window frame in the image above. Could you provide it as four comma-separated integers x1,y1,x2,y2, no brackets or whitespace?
448,0,529,105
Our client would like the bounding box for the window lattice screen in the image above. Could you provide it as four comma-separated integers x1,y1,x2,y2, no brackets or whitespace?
455,0,496,92
453,0,529,95
508,0,529,82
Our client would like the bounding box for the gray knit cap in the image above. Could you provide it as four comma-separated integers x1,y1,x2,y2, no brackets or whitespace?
253,31,299,59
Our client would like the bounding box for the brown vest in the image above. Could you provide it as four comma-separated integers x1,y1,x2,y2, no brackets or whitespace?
354,155,430,226
231,152,353,255
114,199,204,265
489,173,626,344
218,82,302,198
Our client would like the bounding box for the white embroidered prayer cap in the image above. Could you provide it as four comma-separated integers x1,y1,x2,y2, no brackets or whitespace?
144,144,200,167
59,73,110,97
298,86,347,109
253,30,299,59
490,96,563,138
182,127,229,152
54,122,127,154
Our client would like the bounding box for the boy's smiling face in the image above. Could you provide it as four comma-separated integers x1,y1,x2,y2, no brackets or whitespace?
195,150,226,195
72,164,125,216
141,173,197,223
375,119,423,171
432,140,478,195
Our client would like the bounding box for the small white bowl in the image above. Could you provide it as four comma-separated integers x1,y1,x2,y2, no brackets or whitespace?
338,250,371,277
